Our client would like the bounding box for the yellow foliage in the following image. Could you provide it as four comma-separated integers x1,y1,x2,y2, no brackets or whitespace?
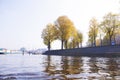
100,13,120,45
88,17,99,46
56,16,75,41
41,23,58,47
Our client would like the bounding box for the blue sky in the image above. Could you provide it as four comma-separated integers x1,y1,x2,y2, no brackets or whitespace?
0,0,119,50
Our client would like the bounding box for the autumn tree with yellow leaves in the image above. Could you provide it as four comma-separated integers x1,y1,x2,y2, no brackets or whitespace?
88,18,98,47
41,23,58,50
42,16,83,50
100,13,120,45
66,30,83,49
55,16,77,49
76,31,83,48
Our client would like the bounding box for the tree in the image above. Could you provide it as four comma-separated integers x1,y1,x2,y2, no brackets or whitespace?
67,31,83,48
102,35,109,46
77,31,83,48
100,13,120,45
41,23,58,51
88,18,98,47
55,16,76,49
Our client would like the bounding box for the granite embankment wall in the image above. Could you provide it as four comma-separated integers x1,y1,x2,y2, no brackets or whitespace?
43,46,120,56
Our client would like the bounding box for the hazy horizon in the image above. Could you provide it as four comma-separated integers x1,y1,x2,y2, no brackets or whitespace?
0,0,119,50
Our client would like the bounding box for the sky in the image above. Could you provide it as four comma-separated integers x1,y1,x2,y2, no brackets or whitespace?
0,0,120,50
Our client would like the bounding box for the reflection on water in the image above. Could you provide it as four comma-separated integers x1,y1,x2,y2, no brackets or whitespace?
0,54,120,80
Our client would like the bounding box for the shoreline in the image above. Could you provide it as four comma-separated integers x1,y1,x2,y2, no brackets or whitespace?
0,52,5,54
43,46,120,57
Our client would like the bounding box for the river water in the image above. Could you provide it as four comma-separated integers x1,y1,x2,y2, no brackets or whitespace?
0,54,120,80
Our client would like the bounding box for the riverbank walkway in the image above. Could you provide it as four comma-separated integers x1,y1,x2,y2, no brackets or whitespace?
43,46,120,57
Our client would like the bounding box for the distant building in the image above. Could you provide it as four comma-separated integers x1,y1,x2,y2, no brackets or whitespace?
0,48,7,52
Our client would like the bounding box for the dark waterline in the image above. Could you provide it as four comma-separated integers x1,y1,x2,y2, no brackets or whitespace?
44,46,120,57
0,54,120,80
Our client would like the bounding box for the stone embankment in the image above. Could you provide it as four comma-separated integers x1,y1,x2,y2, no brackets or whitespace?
43,46,120,57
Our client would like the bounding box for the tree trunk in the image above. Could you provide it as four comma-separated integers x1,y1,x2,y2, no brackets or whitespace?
72,41,75,48
114,35,116,45
109,36,112,46
94,36,96,47
48,41,51,51
61,40,64,50
93,29,96,47
65,40,68,49
80,43,82,48
77,42,79,48
92,39,94,47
